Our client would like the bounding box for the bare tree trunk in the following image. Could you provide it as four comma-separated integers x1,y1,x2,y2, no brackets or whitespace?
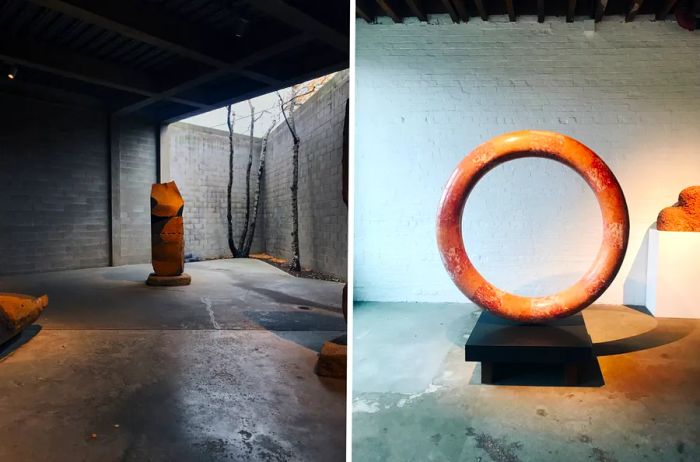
242,119,275,256
226,104,240,258
238,101,256,254
289,132,301,272
278,90,301,272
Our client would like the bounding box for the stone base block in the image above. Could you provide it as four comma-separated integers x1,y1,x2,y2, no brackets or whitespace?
146,273,191,286
315,335,347,379
646,228,700,318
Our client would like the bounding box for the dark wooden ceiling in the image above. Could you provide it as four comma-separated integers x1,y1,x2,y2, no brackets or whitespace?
0,0,349,122
357,0,685,24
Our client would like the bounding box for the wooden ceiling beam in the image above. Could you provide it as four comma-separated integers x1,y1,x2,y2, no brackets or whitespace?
567,0,577,22
656,0,677,19
439,0,461,23
376,0,402,22
0,34,206,109
453,0,470,22
626,0,644,21
594,0,608,22
245,0,348,52
473,0,488,20
505,0,516,21
405,0,428,21
115,34,313,116
356,1,375,22
24,0,280,86
537,0,545,22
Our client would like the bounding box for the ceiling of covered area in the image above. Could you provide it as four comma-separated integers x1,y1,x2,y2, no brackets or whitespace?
0,0,349,122
356,0,685,24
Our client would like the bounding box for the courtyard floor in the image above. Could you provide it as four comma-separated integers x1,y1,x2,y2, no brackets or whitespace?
353,302,699,462
0,259,345,461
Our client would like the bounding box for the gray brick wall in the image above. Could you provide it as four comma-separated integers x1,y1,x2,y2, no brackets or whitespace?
0,72,349,276
0,92,159,274
168,123,263,260
166,71,349,278
0,92,110,274
114,116,158,265
262,70,349,278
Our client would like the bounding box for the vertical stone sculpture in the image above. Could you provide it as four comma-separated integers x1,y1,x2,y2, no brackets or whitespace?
146,181,191,286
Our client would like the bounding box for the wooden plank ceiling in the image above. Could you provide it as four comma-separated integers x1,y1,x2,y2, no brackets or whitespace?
357,0,687,23
0,0,349,122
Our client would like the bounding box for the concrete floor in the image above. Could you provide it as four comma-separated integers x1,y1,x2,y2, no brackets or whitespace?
0,259,346,461
353,302,700,462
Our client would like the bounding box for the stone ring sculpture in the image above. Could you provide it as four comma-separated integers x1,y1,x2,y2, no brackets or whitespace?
436,130,629,322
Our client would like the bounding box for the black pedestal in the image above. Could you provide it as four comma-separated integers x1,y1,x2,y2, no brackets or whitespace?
465,310,594,386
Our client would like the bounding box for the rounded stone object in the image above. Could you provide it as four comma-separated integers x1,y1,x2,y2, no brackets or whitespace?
146,273,191,287
436,130,629,322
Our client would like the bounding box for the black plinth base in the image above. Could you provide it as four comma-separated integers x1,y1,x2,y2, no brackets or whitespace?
466,310,595,386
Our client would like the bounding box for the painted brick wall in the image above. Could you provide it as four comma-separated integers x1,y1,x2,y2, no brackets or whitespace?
0,92,110,274
355,18,700,305
168,123,263,260
262,70,349,278
114,116,158,265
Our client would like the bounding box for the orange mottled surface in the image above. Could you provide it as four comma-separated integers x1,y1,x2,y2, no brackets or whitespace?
151,181,185,277
0,293,48,344
657,186,700,232
436,130,629,322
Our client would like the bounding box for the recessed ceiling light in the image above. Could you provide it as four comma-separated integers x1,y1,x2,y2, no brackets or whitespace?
6,64,17,80
234,18,249,38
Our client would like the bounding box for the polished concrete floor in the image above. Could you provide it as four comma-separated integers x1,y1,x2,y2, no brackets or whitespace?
0,259,346,461
353,302,700,462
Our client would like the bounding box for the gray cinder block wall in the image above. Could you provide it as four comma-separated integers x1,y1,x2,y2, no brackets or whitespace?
168,123,264,260
0,71,348,278
0,90,158,275
166,70,349,278
111,116,157,265
262,70,349,278
0,92,111,274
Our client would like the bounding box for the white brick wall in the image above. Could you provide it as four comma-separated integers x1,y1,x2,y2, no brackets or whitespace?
355,18,700,305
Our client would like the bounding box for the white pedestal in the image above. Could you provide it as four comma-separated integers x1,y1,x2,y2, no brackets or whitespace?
646,227,700,319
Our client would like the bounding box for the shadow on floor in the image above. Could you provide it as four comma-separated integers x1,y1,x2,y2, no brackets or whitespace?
244,309,345,333
0,325,42,362
241,286,341,313
594,318,695,356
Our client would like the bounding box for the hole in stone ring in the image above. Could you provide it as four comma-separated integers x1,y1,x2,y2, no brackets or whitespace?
462,157,601,297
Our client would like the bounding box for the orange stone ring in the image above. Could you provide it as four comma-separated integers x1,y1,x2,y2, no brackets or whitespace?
436,130,629,322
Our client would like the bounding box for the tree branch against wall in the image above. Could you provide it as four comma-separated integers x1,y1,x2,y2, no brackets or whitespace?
277,88,301,271
242,115,278,257
224,73,334,266
276,74,331,272
226,104,241,258
238,101,266,256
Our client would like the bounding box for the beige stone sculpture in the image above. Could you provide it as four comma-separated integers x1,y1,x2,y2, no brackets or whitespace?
437,130,629,322
657,186,700,232
146,181,191,286
0,293,48,344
